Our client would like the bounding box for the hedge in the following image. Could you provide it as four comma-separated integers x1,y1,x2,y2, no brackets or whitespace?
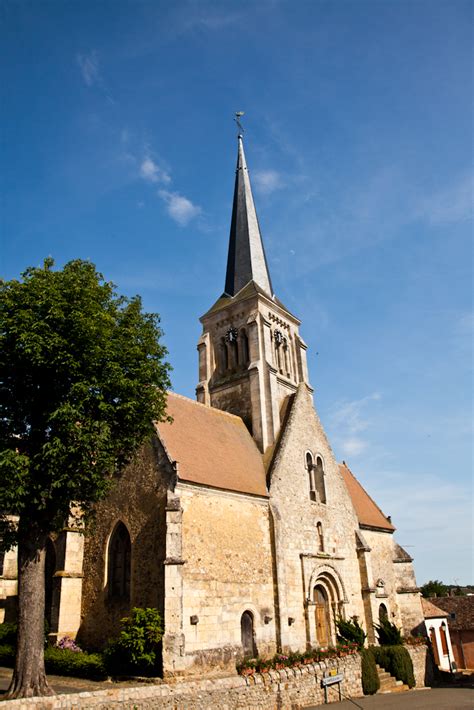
0,644,107,681
361,648,380,695
370,645,415,688
0,624,17,646
45,647,107,680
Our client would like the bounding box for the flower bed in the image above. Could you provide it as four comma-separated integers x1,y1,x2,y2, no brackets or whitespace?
236,643,358,676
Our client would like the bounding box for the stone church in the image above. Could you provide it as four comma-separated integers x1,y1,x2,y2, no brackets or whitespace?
0,135,424,675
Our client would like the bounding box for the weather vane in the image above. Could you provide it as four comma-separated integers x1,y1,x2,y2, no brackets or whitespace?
234,111,245,135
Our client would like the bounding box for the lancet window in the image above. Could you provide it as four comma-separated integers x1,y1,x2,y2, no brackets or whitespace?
317,522,324,552
108,521,131,601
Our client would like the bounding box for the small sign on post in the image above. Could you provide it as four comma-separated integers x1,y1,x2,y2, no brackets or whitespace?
321,671,344,703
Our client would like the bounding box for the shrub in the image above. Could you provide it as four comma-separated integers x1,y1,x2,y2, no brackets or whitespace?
361,648,379,695
0,644,107,681
371,645,415,688
57,636,82,653
0,644,15,667
0,623,17,646
104,607,163,677
336,617,367,650
44,647,107,680
373,618,403,646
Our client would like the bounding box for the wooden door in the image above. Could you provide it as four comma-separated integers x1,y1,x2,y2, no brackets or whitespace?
315,587,329,646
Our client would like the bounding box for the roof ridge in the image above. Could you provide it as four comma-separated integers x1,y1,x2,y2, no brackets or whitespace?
339,461,395,531
164,391,247,423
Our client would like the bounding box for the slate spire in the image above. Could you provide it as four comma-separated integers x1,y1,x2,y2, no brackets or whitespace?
224,135,273,297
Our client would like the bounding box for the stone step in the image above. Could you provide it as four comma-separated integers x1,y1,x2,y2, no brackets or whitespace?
376,665,410,694
379,684,410,694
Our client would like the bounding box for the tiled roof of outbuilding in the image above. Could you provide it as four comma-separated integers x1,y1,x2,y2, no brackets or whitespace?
155,393,268,497
421,598,448,619
427,596,474,631
339,462,395,532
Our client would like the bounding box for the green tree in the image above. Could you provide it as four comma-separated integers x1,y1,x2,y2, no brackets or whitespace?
373,618,403,646
336,616,367,650
0,259,171,698
420,580,448,598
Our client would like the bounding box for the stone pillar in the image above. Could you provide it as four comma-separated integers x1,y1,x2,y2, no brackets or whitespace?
196,333,211,405
306,600,317,647
51,527,84,641
0,546,18,624
162,493,186,675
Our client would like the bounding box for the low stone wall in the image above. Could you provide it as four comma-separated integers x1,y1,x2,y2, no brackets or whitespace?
0,654,362,710
407,644,434,688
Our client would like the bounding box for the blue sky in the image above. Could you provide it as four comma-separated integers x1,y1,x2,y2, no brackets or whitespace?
2,0,472,585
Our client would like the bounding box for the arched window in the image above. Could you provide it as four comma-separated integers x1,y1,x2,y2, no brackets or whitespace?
219,338,229,373
306,452,316,501
317,522,324,552
378,603,388,623
108,522,131,601
314,456,327,504
429,627,440,665
239,329,249,366
228,339,238,370
241,611,256,658
440,623,449,655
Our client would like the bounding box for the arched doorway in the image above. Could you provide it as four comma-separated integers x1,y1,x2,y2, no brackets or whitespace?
314,585,330,646
241,611,256,658
378,603,388,623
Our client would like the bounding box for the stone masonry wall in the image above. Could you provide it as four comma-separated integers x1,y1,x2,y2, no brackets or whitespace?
407,644,435,688
79,437,173,650
0,655,362,710
177,484,277,673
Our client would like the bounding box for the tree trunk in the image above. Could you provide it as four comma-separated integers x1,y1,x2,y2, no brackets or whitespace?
5,527,54,698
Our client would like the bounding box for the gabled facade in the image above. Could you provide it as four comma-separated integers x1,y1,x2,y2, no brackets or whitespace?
0,134,424,677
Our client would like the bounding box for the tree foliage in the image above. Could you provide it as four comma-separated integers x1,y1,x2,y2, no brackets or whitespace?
336,616,367,650
0,258,171,544
0,258,171,697
104,607,164,676
420,580,448,598
373,618,403,646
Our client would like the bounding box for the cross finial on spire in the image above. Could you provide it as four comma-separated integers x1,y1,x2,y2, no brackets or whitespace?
234,111,245,136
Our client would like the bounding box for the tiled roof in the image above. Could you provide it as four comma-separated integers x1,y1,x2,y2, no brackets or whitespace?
427,596,474,631
155,393,268,497
339,462,395,532
421,598,448,619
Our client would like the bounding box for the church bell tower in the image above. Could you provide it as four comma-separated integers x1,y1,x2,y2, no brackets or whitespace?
196,134,311,453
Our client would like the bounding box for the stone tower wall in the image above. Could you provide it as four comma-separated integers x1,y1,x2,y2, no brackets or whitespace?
268,385,365,652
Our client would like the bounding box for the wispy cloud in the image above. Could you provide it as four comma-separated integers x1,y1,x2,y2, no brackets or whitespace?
415,173,473,226
77,51,101,87
365,470,472,584
329,392,381,459
197,11,243,30
140,157,171,184
158,189,201,226
253,169,283,195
